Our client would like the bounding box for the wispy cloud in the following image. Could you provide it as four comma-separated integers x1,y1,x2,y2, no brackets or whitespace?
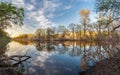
5,25,34,37
83,0,95,2
26,3,35,11
64,5,72,10
11,0,25,7
1,0,96,37
27,0,61,28
3,0,62,36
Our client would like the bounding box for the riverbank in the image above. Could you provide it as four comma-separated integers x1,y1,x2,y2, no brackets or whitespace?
82,48,120,75
13,35,120,42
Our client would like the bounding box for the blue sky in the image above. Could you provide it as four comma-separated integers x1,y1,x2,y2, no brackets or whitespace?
1,0,96,37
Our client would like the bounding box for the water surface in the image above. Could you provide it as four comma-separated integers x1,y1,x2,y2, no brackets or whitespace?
1,41,119,75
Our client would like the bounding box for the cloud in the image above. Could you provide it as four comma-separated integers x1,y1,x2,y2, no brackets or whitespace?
64,5,72,10
26,0,61,28
46,13,55,18
27,9,53,28
26,3,35,11
43,0,56,12
30,0,36,5
1,0,74,37
11,0,25,7
2,0,61,37
5,25,34,37
12,0,24,3
83,0,95,2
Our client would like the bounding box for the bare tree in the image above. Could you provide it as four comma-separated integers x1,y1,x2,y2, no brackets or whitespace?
80,9,90,37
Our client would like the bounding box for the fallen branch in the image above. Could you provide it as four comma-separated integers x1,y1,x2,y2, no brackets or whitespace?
0,55,31,67
13,56,31,66
0,55,31,61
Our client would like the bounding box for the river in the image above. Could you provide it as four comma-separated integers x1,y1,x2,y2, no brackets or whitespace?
0,41,119,75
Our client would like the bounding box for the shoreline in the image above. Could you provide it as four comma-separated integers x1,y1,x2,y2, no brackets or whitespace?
80,49,120,75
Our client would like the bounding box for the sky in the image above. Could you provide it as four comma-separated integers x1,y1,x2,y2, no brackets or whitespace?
0,0,96,37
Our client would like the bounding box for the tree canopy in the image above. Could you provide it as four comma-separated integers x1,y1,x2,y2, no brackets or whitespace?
95,0,120,31
95,0,120,17
0,2,24,29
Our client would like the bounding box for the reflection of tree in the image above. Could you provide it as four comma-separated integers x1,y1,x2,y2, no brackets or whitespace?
0,55,28,75
79,42,119,71
33,41,56,52
0,41,27,75
68,42,82,56
13,40,33,45
102,42,118,58
68,46,82,57
57,44,68,54
79,42,87,71
33,41,119,62
0,40,9,58
33,42,46,51
46,42,55,52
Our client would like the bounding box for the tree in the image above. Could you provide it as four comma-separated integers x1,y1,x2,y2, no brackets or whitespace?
57,26,66,34
87,23,94,40
68,23,76,40
74,24,81,40
46,27,54,41
98,13,103,34
80,9,90,36
0,2,24,30
95,0,120,31
34,28,47,40
57,26,67,39
0,29,9,38
34,29,42,39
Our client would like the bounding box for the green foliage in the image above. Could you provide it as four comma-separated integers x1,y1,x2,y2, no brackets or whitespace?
0,2,24,29
0,30,11,57
95,0,120,18
0,29,10,38
0,29,8,37
95,0,120,31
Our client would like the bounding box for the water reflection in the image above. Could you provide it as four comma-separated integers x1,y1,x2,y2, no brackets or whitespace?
0,41,29,75
0,40,9,58
1,41,120,75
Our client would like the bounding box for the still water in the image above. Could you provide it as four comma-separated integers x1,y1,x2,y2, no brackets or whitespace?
0,41,119,75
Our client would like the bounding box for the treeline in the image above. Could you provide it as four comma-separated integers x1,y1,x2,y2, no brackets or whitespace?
14,0,120,42
13,34,33,40
14,11,120,42
32,12,120,41
33,0,120,41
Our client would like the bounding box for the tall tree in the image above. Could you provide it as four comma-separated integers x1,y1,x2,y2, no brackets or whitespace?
68,23,75,40
57,26,67,39
74,24,81,40
97,13,104,35
80,9,90,36
34,29,42,39
0,2,24,30
46,27,54,41
57,26,66,34
95,0,120,31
